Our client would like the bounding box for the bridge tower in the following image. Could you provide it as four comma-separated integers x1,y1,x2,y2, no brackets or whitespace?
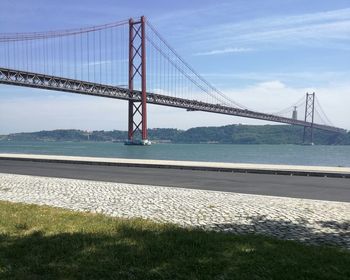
302,92,315,145
126,16,150,145
292,106,298,120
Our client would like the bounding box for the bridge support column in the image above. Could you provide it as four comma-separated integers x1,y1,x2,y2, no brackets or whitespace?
126,16,150,145
302,92,315,145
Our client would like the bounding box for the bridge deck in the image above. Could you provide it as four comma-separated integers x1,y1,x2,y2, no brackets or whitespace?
0,67,346,134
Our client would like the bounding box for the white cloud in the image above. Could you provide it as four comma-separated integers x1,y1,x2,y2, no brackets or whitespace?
83,59,128,66
200,71,350,93
195,47,253,56
184,8,350,50
255,80,286,91
222,81,350,129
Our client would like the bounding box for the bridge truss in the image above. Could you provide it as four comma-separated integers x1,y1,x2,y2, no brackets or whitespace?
0,67,345,134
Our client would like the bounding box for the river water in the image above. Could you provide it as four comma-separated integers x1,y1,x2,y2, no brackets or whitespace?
0,141,350,167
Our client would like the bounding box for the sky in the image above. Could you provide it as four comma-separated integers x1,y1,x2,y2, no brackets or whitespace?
0,0,349,133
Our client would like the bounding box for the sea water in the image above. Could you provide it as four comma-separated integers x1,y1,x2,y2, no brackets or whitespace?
1,141,350,167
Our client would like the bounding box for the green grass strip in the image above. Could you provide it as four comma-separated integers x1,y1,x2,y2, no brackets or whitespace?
0,201,349,280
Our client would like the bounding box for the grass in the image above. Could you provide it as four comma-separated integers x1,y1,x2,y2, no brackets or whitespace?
0,201,349,279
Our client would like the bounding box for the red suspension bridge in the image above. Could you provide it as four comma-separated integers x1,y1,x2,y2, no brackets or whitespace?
0,16,346,145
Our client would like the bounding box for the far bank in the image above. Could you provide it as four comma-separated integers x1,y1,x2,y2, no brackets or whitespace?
1,124,349,145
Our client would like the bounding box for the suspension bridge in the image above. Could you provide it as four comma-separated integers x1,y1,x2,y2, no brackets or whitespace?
0,16,346,145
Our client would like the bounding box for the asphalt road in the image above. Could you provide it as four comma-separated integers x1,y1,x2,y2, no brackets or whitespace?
0,159,349,202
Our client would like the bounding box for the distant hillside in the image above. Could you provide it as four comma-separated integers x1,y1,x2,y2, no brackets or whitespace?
176,125,350,145
1,125,349,145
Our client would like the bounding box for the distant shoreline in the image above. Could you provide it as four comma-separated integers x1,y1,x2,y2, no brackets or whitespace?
1,124,349,145
1,140,350,146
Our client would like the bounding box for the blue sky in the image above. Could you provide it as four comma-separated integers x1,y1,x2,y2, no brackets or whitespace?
0,0,349,133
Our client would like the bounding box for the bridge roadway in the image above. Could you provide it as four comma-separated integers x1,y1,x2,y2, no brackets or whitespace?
0,158,349,203
0,67,346,133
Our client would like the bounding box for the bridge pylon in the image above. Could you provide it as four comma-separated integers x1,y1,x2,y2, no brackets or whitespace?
302,92,315,145
125,16,150,145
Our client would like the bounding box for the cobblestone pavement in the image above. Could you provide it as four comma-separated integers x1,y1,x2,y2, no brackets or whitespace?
0,173,349,248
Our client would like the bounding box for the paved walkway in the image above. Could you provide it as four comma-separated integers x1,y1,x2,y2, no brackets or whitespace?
0,173,349,248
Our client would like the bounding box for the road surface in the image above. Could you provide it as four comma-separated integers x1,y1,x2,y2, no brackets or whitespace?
1,159,349,202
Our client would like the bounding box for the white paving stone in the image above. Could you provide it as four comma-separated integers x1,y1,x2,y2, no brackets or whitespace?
0,172,349,248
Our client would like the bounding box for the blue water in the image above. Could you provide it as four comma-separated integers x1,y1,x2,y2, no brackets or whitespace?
1,141,350,167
